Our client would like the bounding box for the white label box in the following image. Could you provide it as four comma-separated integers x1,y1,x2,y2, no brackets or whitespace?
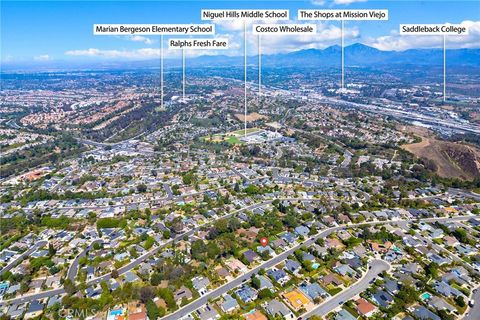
93,24,215,35
168,38,229,49
298,9,388,21
400,24,468,35
252,24,316,34
201,9,289,20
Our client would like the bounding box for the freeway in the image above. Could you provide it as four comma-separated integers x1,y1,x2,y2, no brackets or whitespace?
0,241,48,276
301,259,391,319
160,215,474,320
76,132,146,148
67,239,104,281
318,97,480,135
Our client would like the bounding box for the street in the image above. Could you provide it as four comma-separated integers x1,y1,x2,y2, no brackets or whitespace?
160,215,471,320
301,260,390,319
67,239,104,281
0,240,47,276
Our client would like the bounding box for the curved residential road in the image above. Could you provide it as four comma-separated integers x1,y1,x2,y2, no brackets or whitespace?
161,221,342,320
0,198,323,307
159,216,472,320
464,288,479,320
301,260,391,319
67,239,104,281
449,188,480,202
0,240,48,276
0,205,475,307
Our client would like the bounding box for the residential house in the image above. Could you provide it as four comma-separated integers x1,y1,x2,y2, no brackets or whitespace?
220,294,239,313
243,250,259,264
256,275,274,291
174,286,192,305
412,306,441,320
372,290,394,308
428,296,457,314
236,285,257,303
320,273,342,287
335,309,357,320
282,289,311,311
355,298,377,317
264,300,295,320
384,279,400,295
267,269,290,286
294,226,310,237
334,264,357,277
192,276,210,296
225,258,248,274
433,281,465,299
243,309,268,320
196,303,220,320
24,300,44,319
299,282,329,302
284,259,301,275
270,238,288,250
281,232,298,244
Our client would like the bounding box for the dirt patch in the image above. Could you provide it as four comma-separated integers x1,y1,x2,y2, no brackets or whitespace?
397,124,434,138
470,112,480,123
402,137,480,181
234,112,268,122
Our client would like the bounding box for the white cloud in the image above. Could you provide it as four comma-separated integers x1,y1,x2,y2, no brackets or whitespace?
34,54,51,61
215,20,247,32
311,0,366,5
64,20,480,60
112,35,155,45
65,48,160,59
311,0,326,5
256,23,359,54
213,19,360,56
64,44,238,59
366,20,480,51
333,0,367,4
127,35,155,45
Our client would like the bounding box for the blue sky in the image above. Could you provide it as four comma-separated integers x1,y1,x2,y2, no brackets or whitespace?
1,0,479,63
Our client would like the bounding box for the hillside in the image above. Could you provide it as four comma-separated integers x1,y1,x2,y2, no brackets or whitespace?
402,137,480,181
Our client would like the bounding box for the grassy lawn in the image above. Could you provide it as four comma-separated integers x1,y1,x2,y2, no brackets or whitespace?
328,287,343,296
226,136,244,145
343,305,359,318
201,128,262,145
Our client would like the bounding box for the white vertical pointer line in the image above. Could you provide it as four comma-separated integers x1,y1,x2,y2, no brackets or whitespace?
244,20,247,137
182,47,185,100
258,34,261,95
341,19,344,90
161,35,164,109
443,34,446,102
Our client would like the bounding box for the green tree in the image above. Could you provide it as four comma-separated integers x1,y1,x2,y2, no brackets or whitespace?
63,279,77,295
146,299,160,319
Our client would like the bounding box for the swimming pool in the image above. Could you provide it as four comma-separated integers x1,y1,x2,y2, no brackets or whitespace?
420,292,432,300
109,309,123,316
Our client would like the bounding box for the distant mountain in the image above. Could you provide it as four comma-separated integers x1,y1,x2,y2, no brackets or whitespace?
2,43,479,72
183,43,480,68
251,43,480,68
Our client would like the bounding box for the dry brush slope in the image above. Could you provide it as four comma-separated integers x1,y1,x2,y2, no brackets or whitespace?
402,137,480,181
